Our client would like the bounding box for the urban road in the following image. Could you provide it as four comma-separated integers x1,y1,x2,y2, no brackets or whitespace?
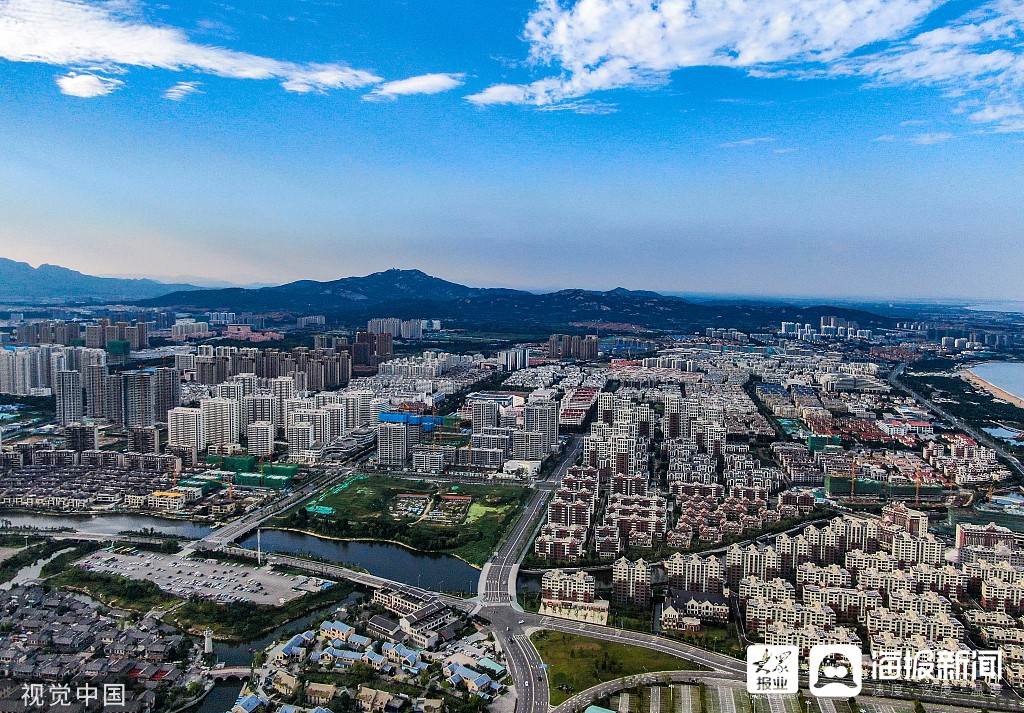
25,424,1010,713
889,362,1024,480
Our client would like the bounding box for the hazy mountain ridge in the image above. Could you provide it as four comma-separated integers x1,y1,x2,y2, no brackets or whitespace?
0,258,201,303
140,268,891,331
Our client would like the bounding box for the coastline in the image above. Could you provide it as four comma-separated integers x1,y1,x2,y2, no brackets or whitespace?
961,369,1024,410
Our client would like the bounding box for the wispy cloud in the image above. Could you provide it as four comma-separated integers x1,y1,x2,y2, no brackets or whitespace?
467,0,941,107
0,0,382,97
720,137,775,148
830,0,1024,132
911,131,955,144
363,73,465,101
468,0,1024,133
56,71,123,97
535,100,618,114
873,134,898,141
163,81,202,101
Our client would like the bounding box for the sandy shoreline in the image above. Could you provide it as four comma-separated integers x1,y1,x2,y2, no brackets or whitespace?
961,369,1024,410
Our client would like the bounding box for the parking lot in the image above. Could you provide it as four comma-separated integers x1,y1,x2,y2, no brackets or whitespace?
79,549,334,605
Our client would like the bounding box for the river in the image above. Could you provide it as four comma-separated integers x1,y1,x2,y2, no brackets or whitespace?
237,529,480,594
2,512,481,593
0,513,214,538
2,513,483,713
969,361,1024,401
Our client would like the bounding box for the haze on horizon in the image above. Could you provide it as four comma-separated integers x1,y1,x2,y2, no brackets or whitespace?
1,0,1022,301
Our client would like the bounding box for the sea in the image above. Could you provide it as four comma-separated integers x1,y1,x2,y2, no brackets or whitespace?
969,361,1024,401
967,302,1024,314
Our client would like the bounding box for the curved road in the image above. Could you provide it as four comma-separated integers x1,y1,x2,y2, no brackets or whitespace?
473,433,744,713
889,363,1024,480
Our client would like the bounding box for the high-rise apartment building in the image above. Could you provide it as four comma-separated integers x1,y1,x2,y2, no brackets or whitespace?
524,400,559,452
201,397,240,447
378,421,409,466
128,425,161,454
54,370,83,425
168,407,205,452
471,400,500,431
120,370,156,428
242,393,277,431
247,421,275,458
271,376,296,429
612,557,653,607
547,334,600,361
64,423,99,452
153,367,181,424
286,423,315,455
498,348,530,371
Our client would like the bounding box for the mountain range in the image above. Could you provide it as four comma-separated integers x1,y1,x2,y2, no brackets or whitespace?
140,268,891,332
0,258,200,303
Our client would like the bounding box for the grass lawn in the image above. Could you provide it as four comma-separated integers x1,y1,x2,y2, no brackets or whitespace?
531,630,706,706
278,475,530,566
664,624,744,659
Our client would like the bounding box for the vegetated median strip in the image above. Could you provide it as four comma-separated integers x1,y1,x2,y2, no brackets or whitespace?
530,630,706,706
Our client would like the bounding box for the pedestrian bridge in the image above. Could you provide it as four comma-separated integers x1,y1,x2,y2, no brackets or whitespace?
209,667,252,681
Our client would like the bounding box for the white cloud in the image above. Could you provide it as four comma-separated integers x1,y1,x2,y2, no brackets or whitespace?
720,137,775,148
163,80,202,100
468,0,941,106
535,100,618,114
363,73,465,101
56,71,123,97
470,0,1024,132
873,134,898,141
0,0,382,95
911,131,954,143
829,1,1024,131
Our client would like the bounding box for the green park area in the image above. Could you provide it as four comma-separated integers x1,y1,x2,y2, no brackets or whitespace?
531,630,705,705
50,563,357,641
276,475,530,567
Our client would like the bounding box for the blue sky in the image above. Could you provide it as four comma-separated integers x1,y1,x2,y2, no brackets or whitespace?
0,0,1022,299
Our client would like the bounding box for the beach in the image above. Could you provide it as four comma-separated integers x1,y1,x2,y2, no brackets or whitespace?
962,369,1024,410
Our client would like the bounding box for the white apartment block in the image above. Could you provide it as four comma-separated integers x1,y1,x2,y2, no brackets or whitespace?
201,397,240,446
247,420,275,458
738,576,796,603
746,599,836,634
802,585,883,621
865,608,965,641
168,406,205,452
764,624,861,656
796,562,853,589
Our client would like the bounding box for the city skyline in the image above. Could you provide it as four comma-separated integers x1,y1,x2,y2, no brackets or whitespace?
1,0,1022,299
